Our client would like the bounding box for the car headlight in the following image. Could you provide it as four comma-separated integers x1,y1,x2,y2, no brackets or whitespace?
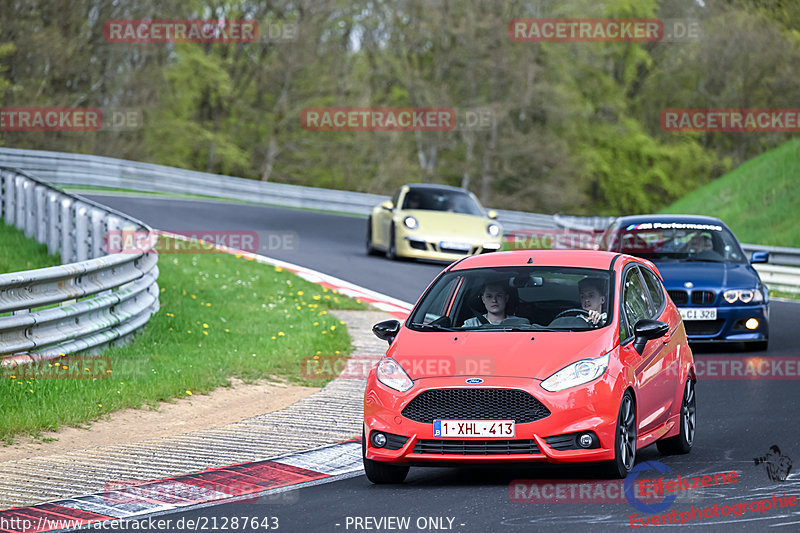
487,223,501,237
376,357,413,392
403,216,418,230
541,353,609,392
723,289,762,304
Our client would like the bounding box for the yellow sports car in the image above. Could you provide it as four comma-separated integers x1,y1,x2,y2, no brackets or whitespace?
366,184,503,261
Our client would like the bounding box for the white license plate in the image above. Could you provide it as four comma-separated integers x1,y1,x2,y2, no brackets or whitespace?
440,241,471,251
679,308,717,321
433,420,515,438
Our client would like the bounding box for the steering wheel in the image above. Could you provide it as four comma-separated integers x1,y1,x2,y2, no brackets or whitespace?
553,308,591,321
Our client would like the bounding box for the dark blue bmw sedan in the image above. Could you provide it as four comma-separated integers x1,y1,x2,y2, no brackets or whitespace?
600,215,769,350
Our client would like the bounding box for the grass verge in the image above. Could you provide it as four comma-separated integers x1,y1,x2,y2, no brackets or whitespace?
0,244,365,443
659,138,800,247
0,220,61,273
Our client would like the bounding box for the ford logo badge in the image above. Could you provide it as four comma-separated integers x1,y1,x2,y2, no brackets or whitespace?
465,378,483,384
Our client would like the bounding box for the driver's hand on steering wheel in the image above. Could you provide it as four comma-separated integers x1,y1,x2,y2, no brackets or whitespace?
584,310,605,325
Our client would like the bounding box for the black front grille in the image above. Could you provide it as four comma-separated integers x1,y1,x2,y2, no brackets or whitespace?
413,439,540,455
685,319,725,336
408,240,427,251
668,290,688,306
401,388,551,424
691,291,716,305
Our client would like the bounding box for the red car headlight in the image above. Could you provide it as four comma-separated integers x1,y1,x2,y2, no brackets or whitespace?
541,353,609,392
377,357,413,392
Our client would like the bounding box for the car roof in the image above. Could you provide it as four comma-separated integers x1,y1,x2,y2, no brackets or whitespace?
404,183,472,193
612,214,728,227
448,250,622,271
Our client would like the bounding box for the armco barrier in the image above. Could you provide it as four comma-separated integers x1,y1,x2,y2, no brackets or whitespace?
0,167,159,359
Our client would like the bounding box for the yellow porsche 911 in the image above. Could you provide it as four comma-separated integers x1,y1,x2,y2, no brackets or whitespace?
366,184,503,261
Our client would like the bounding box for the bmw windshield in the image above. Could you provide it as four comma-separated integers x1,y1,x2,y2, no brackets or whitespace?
610,222,747,263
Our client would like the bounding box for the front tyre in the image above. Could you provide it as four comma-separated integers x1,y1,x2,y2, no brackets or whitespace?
657,379,696,455
606,390,637,478
385,225,398,261
363,430,409,484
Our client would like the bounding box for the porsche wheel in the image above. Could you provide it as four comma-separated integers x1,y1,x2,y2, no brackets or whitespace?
657,379,695,455
366,217,380,256
607,390,637,478
362,430,409,484
385,225,398,260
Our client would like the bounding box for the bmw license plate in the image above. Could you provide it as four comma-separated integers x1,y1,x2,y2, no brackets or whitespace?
679,308,717,321
434,420,515,438
439,241,471,251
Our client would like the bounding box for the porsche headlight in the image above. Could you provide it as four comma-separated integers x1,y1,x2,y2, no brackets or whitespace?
403,216,418,230
376,357,413,392
541,353,609,392
487,223,501,237
723,289,761,304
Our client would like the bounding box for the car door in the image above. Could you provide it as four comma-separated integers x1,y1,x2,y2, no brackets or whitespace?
619,265,671,435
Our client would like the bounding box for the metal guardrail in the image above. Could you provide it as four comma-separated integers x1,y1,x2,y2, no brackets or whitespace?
0,167,159,358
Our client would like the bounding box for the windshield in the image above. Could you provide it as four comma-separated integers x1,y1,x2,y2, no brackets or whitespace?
408,266,613,331
402,188,484,216
610,222,746,263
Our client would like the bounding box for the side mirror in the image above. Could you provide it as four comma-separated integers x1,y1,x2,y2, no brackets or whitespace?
632,319,669,355
381,200,394,211
750,251,769,264
487,210,498,219
373,319,401,345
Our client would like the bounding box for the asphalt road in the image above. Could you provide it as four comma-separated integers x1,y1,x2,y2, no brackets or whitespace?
82,194,800,533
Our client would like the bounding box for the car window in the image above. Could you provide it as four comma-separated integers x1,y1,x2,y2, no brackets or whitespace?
622,267,652,330
611,221,746,263
408,266,612,331
640,267,665,317
402,189,483,216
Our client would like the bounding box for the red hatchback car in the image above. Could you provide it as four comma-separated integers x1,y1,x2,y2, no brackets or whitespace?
363,250,696,483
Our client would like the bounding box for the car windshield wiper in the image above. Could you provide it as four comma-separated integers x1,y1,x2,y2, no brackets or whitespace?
409,322,456,331
461,324,561,332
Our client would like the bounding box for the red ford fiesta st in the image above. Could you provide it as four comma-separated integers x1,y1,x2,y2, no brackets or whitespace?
363,250,696,483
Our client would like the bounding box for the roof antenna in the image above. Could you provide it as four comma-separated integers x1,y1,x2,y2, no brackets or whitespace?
527,257,533,264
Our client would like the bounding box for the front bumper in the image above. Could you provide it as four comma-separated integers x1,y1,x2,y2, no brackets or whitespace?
397,234,501,261
682,304,769,343
364,375,621,465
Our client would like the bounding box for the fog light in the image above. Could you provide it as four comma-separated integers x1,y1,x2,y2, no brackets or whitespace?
578,433,594,448
371,432,387,448
745,318,759,330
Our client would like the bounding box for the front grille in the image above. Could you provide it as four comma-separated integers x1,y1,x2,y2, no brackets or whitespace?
408,240,427,251
401,388,551,424
685,319,725,336
413,439,540,455
668,290,688,306
691,291,716,305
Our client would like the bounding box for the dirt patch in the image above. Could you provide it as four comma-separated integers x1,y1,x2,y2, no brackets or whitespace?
0,379,318,463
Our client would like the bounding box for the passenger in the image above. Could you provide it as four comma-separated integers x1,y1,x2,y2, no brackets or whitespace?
578,277,607,326
463,282,528,326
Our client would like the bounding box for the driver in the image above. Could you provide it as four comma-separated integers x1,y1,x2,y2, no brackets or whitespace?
463,282,528,326
579,277,607,326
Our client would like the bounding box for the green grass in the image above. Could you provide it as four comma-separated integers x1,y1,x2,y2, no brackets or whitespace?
0,220,61,273
659,139,800,248
0,246,365,443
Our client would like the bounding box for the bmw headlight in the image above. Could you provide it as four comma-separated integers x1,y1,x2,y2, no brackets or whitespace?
376,357,413,392
403,216,418,230
487,223,501,237
723,289,762,304
541,353,609,392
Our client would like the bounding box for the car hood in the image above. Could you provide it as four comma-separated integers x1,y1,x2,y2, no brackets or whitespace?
388,328,615,381
653,260,760,289
401,210,494,238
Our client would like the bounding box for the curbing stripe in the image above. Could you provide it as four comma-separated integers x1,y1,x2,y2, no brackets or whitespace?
0,439,362,532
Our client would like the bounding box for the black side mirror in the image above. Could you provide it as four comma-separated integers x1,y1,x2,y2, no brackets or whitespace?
632,319,669,355
373,319,401,345
750,251,769,264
